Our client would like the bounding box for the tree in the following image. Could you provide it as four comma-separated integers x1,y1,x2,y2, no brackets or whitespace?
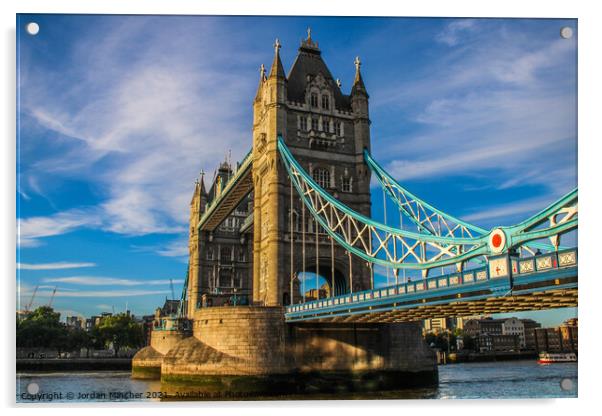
96,313,144,357
462,335,477,351
17,307,99,356
17,306,66,350
69,327,93,357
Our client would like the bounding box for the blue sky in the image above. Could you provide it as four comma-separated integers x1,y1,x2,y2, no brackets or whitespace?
16,15,577,326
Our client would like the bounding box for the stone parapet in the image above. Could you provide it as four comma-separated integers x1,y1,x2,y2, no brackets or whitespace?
150,329,192,355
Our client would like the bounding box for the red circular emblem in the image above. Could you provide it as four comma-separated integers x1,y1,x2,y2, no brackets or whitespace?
492,234,502,248
489,228,506,254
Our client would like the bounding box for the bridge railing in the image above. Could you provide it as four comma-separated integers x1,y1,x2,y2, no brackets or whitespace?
153,316,191,332
285,248,577,315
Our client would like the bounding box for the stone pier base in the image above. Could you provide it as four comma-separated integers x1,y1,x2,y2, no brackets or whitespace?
132,306,438,395
132,329,191,380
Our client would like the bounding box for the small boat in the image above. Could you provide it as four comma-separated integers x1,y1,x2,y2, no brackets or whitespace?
538,352,577,363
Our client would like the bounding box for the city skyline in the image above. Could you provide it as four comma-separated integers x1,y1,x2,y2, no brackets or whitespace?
17,15,577,325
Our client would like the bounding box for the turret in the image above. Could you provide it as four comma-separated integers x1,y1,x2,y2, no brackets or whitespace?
253,64,267,125
350,56,371,153
267,38,288,106
187,175,203,318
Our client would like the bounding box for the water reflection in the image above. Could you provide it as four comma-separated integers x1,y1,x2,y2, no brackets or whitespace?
16,360,577,403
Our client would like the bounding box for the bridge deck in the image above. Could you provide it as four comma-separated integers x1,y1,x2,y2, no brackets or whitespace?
285,249,577,323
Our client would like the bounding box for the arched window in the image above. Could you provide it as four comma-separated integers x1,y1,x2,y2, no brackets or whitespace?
321,95,329,110
313,168,330,189
342,177,352,193
310,93,318,108
218,270,231,288
220,247,232,263
288,209,301,232
335,121,342,136
323,117,331,133
300,116,308,131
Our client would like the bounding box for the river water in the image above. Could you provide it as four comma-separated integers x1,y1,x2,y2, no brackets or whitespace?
16,360,577,402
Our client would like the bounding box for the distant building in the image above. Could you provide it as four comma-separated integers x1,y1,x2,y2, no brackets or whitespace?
501,318,525,348
456,315,489,330
559,318,578,351
303,288,329,301
423,318,455,334
83,312,112,332
464,318,504,338
65,316,85,329
158,299,180,316
532,318,578,353
477,334,520,352
463,317,538,352
521,319,541,350
85,315,100,332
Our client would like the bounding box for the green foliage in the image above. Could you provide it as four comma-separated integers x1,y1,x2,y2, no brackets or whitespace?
424,330,459,352
17,307,144,357
462,334,477,351
96,313,144,356
17,306,66,349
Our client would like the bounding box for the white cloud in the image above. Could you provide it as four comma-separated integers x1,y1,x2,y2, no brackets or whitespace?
41,276,183,286
461,196,556,225
372,22,576,198
436,19,477,46
17,209,102,248
17,261,96,270
19,17,256,243
24,288,172,298
18,283,172,299
131,236,189,259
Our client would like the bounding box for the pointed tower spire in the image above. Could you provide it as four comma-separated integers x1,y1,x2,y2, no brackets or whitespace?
268,38,286,79
199,169,207,196
254,63,267,101
351,56,367,96
190,174,201,206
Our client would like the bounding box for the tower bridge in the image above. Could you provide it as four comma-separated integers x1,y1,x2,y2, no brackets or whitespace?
133,32,578,395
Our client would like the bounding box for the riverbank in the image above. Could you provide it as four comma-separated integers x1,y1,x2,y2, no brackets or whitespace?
17,358,132,372
435,350,538,364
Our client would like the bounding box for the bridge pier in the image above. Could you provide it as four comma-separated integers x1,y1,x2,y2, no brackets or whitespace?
133,306,438,395
288,321,438,390
132,328,191,379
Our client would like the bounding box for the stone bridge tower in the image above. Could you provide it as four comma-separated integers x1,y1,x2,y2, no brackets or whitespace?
252,31,372,306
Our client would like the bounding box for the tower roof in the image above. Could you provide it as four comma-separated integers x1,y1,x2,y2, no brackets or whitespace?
254,63,267,101
199,171,207,196
268,38,286,79
286,30,351,110
351,56,368,96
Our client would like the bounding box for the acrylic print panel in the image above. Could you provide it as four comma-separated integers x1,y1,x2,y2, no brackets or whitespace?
16,14,578,402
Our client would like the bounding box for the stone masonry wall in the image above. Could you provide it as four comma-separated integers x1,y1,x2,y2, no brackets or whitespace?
150,330,191,355
190,306,288,375
288,321,437,374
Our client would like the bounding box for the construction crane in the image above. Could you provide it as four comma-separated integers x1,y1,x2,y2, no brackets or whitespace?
25,285,39,312
47,286,57,307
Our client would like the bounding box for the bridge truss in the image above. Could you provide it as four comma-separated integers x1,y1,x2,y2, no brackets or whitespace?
278,136,577,274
